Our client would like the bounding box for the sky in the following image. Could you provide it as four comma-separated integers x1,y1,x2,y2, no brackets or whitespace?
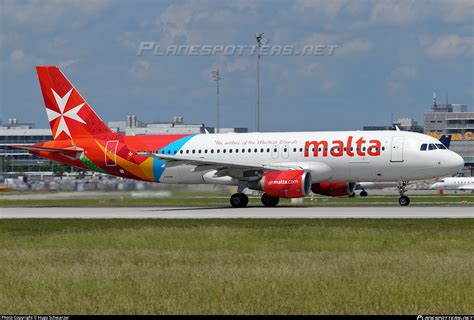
0,0,473,132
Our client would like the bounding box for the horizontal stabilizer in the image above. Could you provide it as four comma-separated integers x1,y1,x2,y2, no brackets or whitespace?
11,144,83,156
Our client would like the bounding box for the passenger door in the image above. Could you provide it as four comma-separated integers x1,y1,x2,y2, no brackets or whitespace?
390,136,404,162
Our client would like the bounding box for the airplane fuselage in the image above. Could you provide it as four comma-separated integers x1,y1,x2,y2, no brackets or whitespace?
32,130,463,185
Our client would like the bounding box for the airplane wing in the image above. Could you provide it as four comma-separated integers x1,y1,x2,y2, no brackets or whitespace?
139,152,299,172
11,144,84,156
459,184,474,190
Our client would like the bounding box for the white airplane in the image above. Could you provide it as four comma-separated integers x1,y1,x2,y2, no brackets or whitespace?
13,66,465,207
431,177,474,191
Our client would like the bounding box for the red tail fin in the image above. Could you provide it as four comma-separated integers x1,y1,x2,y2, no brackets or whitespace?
36,66,114,140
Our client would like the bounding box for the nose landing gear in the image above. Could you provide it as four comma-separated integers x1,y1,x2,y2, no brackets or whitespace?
397,181,411,206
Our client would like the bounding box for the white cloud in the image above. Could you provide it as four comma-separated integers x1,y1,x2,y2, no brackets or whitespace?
337,39,374,56
1,0,109,29
155,1,256,46
369,0,474,26
299,33,339,46
129,60,158,81
58,59,80,70
8,49,41,72
388,65,418,95
392,66,418,78
321,80,337,92
292,0,368,20
420,35,474,58
370,1,418,26
436,0,474,23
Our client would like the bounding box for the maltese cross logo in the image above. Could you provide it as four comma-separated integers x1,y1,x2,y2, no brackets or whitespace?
47,88,86,138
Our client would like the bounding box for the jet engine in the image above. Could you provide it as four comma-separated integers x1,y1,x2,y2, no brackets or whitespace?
251,170,312,198
311,182,356,197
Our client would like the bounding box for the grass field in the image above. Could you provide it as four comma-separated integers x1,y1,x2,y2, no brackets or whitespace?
1,193,473,207
0,219,472,314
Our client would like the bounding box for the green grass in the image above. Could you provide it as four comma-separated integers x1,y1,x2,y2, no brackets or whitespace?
0,219,472,314
0,194,473,207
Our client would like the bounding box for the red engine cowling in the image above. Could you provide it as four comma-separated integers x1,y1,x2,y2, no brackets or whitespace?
254,170,312,198
311,182,356,197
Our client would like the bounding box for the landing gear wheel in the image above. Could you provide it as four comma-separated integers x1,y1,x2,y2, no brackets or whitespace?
398,195,410,206
230,193,248,208
261,193,280,207
360,190,368,197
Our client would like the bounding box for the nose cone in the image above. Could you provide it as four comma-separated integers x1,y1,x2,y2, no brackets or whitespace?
452,152,464,171
449,152,465,171
431,182,440,189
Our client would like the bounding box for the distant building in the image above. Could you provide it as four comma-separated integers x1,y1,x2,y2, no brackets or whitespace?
424,94,473,175
363,118,423,133
0,119,53,174
107,115,248,135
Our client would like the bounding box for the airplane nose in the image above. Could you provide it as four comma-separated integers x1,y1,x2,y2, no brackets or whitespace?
450,152,465,171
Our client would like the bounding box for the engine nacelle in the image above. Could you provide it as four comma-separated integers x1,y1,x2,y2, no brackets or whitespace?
252,170,312,198
311,182,356,197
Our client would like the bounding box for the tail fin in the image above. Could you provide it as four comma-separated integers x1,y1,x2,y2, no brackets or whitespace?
439,134,452,149
36,66,114,140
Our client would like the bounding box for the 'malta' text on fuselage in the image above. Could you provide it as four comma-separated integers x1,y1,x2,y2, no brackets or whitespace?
304,136,382,157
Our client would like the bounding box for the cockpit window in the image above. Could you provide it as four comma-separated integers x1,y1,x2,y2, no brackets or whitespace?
428,144,436,150
436,143,447,150
420,144,427,151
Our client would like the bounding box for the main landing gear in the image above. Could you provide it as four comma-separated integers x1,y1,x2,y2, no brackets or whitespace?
261,193,279,207
360,190,368,197
230,193,248,208
397,181,410,206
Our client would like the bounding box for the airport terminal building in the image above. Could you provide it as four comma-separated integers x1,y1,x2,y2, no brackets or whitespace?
0,116,247,178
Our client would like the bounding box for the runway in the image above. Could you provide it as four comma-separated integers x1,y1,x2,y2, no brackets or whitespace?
1,206,473,219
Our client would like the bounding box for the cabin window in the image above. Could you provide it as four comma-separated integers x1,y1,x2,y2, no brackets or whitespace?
204,149,208,153
382,147,385,151
242,149,245,153
180,150,183,154
217,149,220,153
299,148,303,152
248,148,252,153
293,148,296,152
229,149,233,153
267,148,271,152
211,150,214,153
254,148,258,153
198,150,201,154
223,149,226,153
168,150,171,154
186,150,189,154
235,149,239,153
261,148,264,152
192,150,195,154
